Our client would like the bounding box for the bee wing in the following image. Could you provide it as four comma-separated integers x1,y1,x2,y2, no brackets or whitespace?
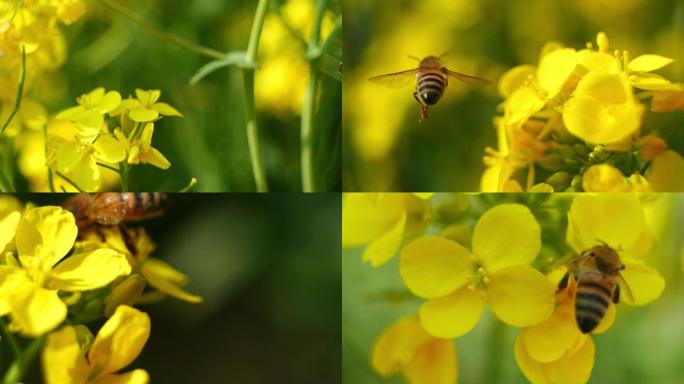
368,68,418,88
617,273,635,304
445,69,492,85
87,193,127,226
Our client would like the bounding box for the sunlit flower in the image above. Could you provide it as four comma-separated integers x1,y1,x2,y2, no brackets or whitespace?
113,89,183,123
371,315,456,384
400,204,554,338
114,124,171,170
566,194,665,305
342,193,430,267
55,87,122,142
0,206,130,336
42,305,150,384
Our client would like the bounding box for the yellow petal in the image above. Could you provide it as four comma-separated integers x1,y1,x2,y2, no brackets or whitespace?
0,267,29,316
563,95,642,144
152,102,183,117
582,164,629,192
135,89,161,105
620,259,665,305
529,183,554,192
141,260,203,303
342,194,407,247
89,305,150,376
629,73,674,91
628,54,674,72
129,107,159,123
363,214,406,267
566,194,644,253
504,87,545,126
95,91,122,114
577,50,618,73
94,135,127,163
139,147,171,170
472,204,541,271
487,266,555,327
17,206,78,267
371,315,432,377
42,326,90,384
542,336,595,384
514,334,551,384
0,211,20,252
537,48,577,97
419,286,486,338
400,237,472,299
576,71,631,104
498,65,536,98
9,283,67,337
649,150,684,192
49,249,131,291
404,339,457,384
92,370,149,384
523,304,582,363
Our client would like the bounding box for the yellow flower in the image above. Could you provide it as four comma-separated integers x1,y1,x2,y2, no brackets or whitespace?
42,305,150,384
113,89,183,123
400,204,554,338
342,193,430,267
0,206,130,336
80,226,202,304
114,124,171,169
566,194,665,305
55,87,122,142
582,164,630,192
371,315,456,384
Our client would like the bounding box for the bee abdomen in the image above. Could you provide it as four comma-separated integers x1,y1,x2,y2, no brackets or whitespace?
575,281,612,333
417,72,446,106
125,193,167,220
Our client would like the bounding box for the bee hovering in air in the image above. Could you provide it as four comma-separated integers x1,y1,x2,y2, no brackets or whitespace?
369,54,491,122
557,244,633,333
63,193,168,230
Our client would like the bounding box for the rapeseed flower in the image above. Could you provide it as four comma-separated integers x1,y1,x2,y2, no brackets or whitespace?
55,87,122,142
371,315,456,384
113,89,183,123
400,204,554,338
0,206,130,336
42,305,150,384
342,193,430,267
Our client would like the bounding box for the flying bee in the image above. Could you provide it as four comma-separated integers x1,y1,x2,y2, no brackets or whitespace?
63,193,168,229
558,244,633,333
369,55,491,121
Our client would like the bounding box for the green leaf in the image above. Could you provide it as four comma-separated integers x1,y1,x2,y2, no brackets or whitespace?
316,16,342,82
189,51,257,86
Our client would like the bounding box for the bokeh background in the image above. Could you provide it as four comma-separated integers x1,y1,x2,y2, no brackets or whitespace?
343,193,684,384
12,0,341,192
20,193,341,383
343,0,684,191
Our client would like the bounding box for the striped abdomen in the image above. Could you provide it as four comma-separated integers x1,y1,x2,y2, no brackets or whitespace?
416,70,447,105
121,193,168,221
574,271,614,333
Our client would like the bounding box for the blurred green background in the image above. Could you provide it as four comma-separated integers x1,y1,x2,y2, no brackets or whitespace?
20,193,340,383
20,0,341,192
342,193,684,384
343,0,684,192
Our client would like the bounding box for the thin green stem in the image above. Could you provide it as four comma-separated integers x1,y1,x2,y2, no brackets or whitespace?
43,124,55,192
55,171,85,192
0,319,21,361
97,162,120,173
241,0,270,192
485,319,506,384
179,177,198,192
2,336,44,384
300,0,328,192
119,161,129,192
99,0,226,60
0,47,25,135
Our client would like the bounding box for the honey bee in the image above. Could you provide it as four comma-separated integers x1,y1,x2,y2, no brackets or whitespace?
369,55,491,121
63,193,168,228
558,244,633,333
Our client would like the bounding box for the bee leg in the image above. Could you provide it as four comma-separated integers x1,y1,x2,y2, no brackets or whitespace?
557,271,570,291
413,91,428,122
612,285,620,304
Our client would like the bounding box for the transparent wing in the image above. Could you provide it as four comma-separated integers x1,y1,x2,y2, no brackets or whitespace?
87,193,127,226
445,68,492,85
617,273,635,303
368,68,418,88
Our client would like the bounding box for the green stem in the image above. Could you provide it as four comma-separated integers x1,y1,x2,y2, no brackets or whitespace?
0,319,21,361
0,47,25,135
2,336,44,384
485,319,506,384
241,0,270,192
55,171,85,192
119,161,129,192
98,0,226,60
97,162,120,173
300,0,328,193
44,124,55,192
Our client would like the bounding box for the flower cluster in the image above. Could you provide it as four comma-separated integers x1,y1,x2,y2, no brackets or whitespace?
343,193,665,384
47,88,182,191
0,196,201,383
483,32,684,192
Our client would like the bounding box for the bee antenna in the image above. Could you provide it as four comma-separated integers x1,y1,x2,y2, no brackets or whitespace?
439,52,449,58
408,55,421,62
595,238,610,247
